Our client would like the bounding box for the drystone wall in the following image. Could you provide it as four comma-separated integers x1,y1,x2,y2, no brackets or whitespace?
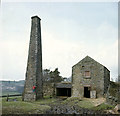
43,83,55,97
106,82,119,105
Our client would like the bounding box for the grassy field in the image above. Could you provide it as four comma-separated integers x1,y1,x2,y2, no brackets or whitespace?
1,96,115,114
2,91,21,96
2,96,52,114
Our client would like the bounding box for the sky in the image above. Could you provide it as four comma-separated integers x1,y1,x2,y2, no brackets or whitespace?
0,2,118,81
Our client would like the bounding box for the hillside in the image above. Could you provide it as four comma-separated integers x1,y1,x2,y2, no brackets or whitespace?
1,80,25,96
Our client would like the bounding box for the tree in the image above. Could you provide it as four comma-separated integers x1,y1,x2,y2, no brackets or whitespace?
43,68,63,83
50,68,62,82
43,69,50,75
43,69,51,82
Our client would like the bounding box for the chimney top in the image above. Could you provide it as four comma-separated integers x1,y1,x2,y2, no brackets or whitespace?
31,16,41,20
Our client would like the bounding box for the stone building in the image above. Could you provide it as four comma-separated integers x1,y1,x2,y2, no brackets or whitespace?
43,56,110,99
23,16,110,100
72,56,110,98
55,82,72,97
42,82,72,98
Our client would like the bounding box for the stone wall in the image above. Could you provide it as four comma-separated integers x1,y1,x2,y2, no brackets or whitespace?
43,83,55,97
106,81,119,105
43,82,72,97
104,67,110,94
72,72,82,97
72,56,110,98
55,82,72,88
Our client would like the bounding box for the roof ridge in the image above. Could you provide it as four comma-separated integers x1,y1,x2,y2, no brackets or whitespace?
72,56,109,71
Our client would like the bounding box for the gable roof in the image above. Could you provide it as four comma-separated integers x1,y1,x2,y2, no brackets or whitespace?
72,55,109,71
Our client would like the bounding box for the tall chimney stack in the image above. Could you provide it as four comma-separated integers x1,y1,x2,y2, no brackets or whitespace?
23,16,43,101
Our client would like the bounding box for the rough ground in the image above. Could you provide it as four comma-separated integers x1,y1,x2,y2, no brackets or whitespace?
2,96,117,114
46,104,106,114
84,97,106,106
45,97,110,114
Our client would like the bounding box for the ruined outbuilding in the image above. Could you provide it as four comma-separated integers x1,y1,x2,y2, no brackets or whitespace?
44,56,110,99
72,56,110,98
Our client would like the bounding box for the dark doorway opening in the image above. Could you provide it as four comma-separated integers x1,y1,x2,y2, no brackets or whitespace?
84,87,90,98
56,88,71,97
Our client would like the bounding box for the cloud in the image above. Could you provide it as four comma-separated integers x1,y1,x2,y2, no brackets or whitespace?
1,21,118,81
0,38,29,80
1,3,117,81
95,40,118,80
42,31,86,76
2,0,119,2
42,26,118,79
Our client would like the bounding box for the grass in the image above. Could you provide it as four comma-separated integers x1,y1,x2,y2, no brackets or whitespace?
61,97,115,110
77,100,94,109
62,97,81,104
1,96,116,114
2,96,21,101
92,103,115,110
62,97,94,109
33,97,58,105
2,91,21,96
2,96,51,114
3,101,50,114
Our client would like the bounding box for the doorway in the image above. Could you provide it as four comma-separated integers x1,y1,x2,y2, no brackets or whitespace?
84,87,90,98
56,88,71,97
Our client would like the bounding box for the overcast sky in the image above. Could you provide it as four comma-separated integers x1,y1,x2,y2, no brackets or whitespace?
0,2,118,81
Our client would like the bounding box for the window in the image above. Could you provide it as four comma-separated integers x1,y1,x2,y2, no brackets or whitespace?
84,71,90,77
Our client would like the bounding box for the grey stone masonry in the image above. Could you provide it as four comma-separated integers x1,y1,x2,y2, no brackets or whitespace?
55,82,72,88
72,56,110,98
22,16,43,101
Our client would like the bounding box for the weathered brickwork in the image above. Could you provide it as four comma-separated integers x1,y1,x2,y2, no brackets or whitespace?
72,56,110,98
22,16,43,101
